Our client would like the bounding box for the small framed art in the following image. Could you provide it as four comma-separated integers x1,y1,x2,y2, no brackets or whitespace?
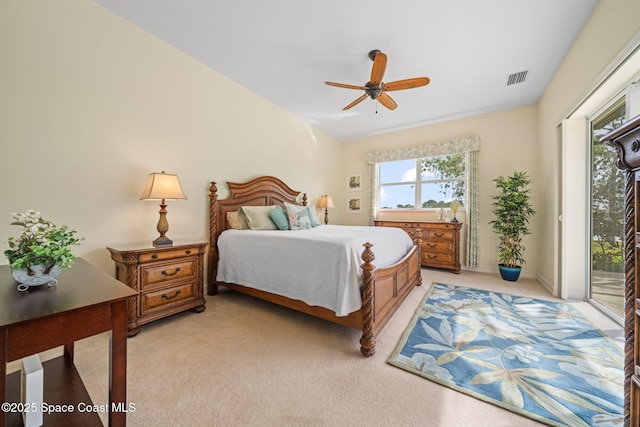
346,195,363,214
346,173,363,192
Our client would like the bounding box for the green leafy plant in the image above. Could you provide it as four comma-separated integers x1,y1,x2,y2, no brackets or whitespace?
489,171,536,268
4,210,82,269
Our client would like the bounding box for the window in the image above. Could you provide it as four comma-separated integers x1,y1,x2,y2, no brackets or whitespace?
378,154,465,210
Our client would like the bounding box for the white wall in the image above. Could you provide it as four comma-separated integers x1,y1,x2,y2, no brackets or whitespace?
0,0,343,274
341,105,538,276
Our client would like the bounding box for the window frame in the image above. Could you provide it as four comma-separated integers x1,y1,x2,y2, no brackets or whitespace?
377,156,466,211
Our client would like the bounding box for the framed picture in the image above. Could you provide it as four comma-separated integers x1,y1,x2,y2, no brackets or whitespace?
346,172,363,192
346,195,363,214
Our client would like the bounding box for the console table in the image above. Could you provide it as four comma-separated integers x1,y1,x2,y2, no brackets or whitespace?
0,258,136,426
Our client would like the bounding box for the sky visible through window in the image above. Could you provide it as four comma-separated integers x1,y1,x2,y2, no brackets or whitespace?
379,159,457,208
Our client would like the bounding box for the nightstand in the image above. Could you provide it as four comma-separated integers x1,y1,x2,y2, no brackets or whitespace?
107,242,207,337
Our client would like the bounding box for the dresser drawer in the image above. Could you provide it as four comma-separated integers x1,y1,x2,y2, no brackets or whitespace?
422,252,453,265
141,281,196,312
424,229,454,241
138,246,201,263
141,258,197,288
422,241,453,253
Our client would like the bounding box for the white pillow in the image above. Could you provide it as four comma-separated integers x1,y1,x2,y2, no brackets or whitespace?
284,202,311,230
239,205,278,230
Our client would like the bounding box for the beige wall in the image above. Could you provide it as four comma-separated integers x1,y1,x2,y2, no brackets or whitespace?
0,0,343,273
341,105,538,275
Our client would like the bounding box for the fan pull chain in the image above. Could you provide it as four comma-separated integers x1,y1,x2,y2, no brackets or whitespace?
375,100,378,114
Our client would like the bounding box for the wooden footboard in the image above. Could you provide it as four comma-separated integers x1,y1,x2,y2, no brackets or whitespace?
360,231,422,356
208,176,423,356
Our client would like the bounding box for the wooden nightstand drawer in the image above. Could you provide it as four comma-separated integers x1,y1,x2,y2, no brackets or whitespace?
107,242,207,337
142,281,196,312
141,258,197,288
139,246,201,263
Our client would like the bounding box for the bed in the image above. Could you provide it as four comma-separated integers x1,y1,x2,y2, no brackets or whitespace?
208,176,422,356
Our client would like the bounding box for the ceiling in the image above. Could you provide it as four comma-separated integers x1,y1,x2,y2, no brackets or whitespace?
95,0,599,142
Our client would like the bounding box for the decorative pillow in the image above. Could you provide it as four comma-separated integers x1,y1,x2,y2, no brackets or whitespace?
269,205,290,230
284,202,311,230
226,211,244,230
306,207,321,227
239,205,278,230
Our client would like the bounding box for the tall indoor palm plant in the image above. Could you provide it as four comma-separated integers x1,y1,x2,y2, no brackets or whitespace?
489,171,536,281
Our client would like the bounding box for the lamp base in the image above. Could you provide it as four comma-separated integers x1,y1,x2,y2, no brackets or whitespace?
153,236,173,247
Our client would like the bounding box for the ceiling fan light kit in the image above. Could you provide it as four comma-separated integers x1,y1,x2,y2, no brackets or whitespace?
325,49,430,111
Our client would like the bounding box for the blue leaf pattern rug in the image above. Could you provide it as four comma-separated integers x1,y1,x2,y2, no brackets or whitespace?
388,283,624,427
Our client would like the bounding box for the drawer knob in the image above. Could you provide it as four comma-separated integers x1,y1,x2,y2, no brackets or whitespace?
161,290,181,300
161,267,181,277
633,139,640,153
152,254,158,259
186,250,191,254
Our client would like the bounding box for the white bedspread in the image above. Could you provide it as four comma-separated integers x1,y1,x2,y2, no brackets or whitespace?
215,225,414,316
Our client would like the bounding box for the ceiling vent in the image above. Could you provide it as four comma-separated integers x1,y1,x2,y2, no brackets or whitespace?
506,70,528,86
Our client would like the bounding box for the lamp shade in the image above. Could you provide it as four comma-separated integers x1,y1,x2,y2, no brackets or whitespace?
317,195,335,209
140,171,187,200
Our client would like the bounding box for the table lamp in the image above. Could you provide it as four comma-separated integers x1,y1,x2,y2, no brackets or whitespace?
140,171,187,246
317,195,335,225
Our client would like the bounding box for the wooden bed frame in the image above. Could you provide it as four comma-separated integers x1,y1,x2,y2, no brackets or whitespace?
208,176,422,356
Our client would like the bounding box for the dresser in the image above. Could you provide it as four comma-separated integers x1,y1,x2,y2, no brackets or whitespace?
374,220,462,273
107,242,207,337
603,114,640,426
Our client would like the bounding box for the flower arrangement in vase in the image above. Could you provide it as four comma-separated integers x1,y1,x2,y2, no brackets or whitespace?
4,210,82,291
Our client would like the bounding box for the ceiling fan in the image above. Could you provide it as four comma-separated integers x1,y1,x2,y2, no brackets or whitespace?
325,49,430,111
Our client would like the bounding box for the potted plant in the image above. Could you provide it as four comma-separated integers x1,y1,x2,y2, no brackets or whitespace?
489,171,535,281
4,209,82,290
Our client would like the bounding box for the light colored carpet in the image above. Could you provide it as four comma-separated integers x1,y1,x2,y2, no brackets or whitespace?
9,269,623,427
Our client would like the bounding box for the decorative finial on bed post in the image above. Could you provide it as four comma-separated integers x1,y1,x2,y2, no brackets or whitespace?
209,181,218,200
302,193,307,206
360,242,376,357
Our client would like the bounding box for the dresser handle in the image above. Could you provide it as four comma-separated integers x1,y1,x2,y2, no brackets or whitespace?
428,254,438,259
434,232,444,238
161,290,181,300
162,267,181,276
633,140,640,153
152,254,158,259
427,243,437,248
186,250,191,254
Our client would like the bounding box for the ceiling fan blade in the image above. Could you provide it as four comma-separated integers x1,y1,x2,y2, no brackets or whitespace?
343,94,368,110
377,93,398,110
325,81,367,90
370,52,387,85
383,77,431,91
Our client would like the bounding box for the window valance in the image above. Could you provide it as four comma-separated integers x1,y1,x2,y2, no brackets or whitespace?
365,136,480,268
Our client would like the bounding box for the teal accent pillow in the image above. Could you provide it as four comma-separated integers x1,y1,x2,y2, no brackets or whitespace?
269,205,290,230
306,207,319,227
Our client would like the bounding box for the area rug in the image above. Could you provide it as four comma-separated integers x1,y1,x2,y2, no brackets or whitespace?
388,283,624,427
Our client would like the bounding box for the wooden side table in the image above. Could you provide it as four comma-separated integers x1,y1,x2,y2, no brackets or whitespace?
0,258,136,427
107,242,207,337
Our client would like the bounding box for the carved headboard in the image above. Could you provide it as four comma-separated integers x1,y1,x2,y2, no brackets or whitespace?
208,176,307,290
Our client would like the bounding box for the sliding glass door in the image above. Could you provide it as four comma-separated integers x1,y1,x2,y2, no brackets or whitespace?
589,98,626,320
